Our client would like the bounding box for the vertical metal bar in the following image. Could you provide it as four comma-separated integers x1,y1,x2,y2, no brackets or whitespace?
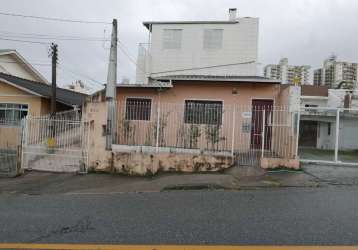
295,110,301,158
261,109,266,159
334,108,340,162
155,101,161,152
231,105,236,157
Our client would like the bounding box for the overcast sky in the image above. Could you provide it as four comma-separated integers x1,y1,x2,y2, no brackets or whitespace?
1,0,358,89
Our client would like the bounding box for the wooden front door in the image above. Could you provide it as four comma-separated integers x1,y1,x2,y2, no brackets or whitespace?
251,99,273,150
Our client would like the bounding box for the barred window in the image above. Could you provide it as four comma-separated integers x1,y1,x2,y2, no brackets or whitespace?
203,29,223,49
184,100,223,125
125,98,152,121
162,29,182,49
0,103,28,126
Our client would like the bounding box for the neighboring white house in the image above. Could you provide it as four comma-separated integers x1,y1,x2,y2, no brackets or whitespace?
136,8,259,84
64,80,93,94
299,85,358,150
0,49,48,84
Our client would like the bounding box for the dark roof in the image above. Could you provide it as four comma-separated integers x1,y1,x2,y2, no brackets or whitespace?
0,72,87,106
143,20,239,31
301,85,329,97
153,75,280,83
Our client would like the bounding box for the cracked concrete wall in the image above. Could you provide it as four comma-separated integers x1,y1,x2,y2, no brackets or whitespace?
111,151,234,176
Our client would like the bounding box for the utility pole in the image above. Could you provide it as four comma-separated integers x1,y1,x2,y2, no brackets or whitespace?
105,19,118,150
50,43,58,116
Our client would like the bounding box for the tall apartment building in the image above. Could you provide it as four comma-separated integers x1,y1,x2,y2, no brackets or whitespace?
136,8,259,84
314,55,358,89
264,58,310,85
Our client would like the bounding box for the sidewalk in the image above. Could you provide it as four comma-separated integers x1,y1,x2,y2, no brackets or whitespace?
0,166,319,195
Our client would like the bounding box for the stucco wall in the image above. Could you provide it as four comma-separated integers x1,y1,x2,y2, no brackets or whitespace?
82,100,112,171
0,80,45,116
138,18,259,84
84,81,301,173
116,82,291,154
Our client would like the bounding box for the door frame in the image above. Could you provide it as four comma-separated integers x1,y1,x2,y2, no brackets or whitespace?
250,99,274,150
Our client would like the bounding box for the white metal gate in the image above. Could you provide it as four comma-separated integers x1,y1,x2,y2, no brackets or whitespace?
21,117,89,173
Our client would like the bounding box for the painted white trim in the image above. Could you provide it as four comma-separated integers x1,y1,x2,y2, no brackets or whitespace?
0,50,49,84
301,96,328,100
124,96,154,122
0,101,29,127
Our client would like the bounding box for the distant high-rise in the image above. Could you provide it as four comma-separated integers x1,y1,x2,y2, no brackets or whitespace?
264,58,310,85
314,55,358,89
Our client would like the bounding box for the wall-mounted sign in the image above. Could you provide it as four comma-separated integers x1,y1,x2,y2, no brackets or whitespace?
241,111,252,119
242,122,251,133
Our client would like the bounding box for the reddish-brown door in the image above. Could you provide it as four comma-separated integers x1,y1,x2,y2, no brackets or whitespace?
251,99,273,150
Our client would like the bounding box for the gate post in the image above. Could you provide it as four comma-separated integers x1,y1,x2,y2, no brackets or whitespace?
295,110,301,158
231,105,236,157
20,117,27,172
155,102,161,152
334,108,340,162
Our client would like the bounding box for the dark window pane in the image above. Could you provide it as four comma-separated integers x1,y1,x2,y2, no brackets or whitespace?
184,100,223,125
125,98,152,121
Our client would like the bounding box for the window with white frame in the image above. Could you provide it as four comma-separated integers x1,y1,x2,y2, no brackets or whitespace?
184,100,223,125
203,29,223,49
162,29,182,49
0,103,28,125
125,98,152,121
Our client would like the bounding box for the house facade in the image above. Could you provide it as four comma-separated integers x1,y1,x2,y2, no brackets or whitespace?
0,73,86,148
84,75,302,175
299,85,358,151
136,8,259,84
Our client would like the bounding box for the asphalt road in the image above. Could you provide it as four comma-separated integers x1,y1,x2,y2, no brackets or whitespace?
1,187,358,245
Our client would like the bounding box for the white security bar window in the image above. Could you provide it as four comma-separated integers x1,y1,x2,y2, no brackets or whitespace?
162,29,182,49
125,98,152,121
0,103,28,125
184,100,223,125
203,29,223,49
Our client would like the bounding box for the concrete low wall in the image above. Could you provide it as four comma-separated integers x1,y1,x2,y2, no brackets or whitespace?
114,152,233,175
260,157,300,170
90,148,234,176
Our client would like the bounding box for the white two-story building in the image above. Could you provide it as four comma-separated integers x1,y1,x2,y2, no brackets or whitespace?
136,8,259,84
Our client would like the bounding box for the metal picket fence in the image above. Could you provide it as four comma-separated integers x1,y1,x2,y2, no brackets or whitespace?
0,119,22,177
113,101,298,166
21,111,89,173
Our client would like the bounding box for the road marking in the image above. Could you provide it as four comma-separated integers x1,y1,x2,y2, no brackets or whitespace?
0,244,357,250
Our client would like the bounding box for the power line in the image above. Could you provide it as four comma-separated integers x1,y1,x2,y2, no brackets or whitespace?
0,34,110,42
151,60,257,75
58,63,104,87
0,30,110,39
0,11,111,24
0,37,50,45
117,41,145,74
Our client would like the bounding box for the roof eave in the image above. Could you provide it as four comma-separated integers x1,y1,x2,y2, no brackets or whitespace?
143,20,239,31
